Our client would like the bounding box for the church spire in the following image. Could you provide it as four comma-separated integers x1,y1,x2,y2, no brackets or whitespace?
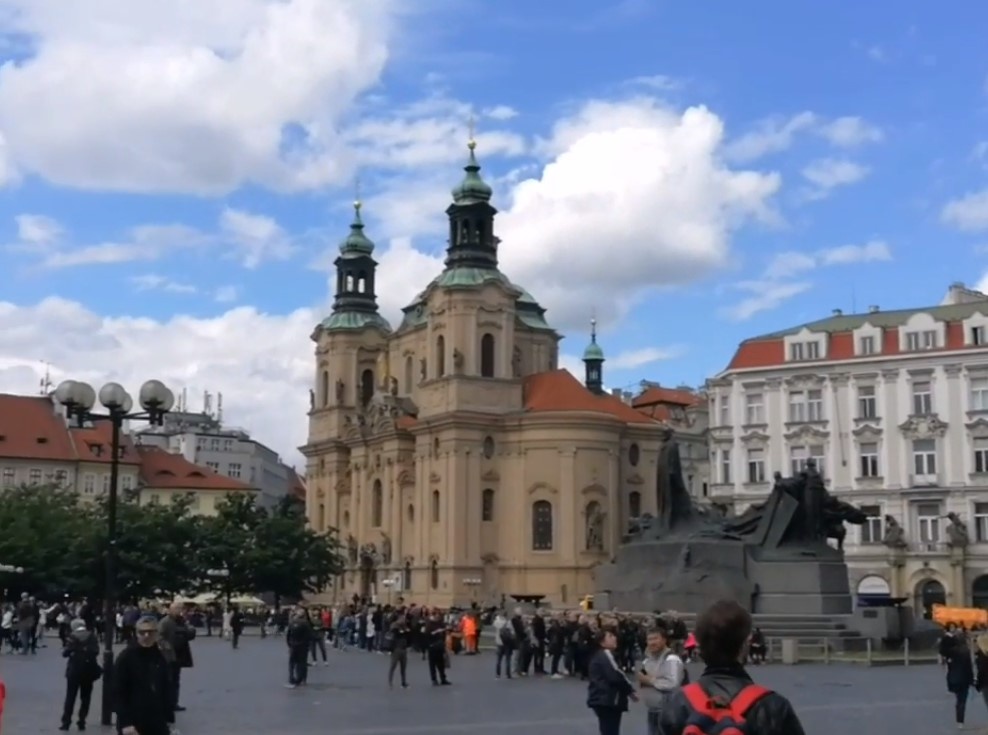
328,195,387,326
583,317,605,394
444,118,499,271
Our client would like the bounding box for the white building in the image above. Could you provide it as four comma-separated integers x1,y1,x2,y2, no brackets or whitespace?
708,283,988,614
134,406,296,509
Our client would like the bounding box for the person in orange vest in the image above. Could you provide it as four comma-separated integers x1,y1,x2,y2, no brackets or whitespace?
462,613,478,655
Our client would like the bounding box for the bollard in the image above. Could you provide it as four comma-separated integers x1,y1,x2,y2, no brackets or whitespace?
866,637,873,665
823,637,830,664
781,638,798,665
903,637,910,667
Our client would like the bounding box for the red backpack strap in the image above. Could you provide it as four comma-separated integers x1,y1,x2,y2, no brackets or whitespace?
682,682,714,714
729,684,771,718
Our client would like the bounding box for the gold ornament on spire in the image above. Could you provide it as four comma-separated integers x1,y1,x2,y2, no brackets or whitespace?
467,115,477,151
354,174,363,212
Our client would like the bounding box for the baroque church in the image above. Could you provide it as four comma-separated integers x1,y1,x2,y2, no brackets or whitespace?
301,138,671,607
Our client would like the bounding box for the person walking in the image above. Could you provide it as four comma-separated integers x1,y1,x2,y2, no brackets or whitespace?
157,602,194,713
59,618,101,731
386,615,412,688
586,628,637,735
229,606,244,650
941,628,975,729
425,610,451,686
285,609,312,688
113,615,174,735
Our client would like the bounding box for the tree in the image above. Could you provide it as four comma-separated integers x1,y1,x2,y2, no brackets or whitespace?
195,492,268,600
0,485,98,598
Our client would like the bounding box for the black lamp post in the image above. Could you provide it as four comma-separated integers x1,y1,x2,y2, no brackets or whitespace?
55,378,174,727
0,563,25,607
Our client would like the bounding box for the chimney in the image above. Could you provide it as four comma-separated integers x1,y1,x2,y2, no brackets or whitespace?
611,388,623,398
832,308,842,316
868,305,880,313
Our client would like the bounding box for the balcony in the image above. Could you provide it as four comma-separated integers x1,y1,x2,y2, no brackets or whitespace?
909,473,940,488
910,541,948,554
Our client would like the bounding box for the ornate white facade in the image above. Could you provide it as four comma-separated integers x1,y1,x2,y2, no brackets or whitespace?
709,285,988,613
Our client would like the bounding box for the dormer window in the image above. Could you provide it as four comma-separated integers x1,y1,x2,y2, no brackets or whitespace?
788,341,820,361
858,336,876,355
905,330,937,351
88,442,102,456
973,326,986,346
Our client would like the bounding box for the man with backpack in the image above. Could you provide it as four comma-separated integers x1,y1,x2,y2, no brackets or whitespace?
657,600,805,735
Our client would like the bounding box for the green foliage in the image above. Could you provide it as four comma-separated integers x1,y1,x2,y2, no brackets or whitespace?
0,485,344,603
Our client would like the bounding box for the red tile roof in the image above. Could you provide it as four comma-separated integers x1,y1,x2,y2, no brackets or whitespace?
523,370,657,424
0,394,77,461
137,446,252,492
287,468,306,501
70,423,141,466
631,386,702,421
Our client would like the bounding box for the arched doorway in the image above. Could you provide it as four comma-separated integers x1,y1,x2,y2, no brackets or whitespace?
973,575,988,609
915,578,946,619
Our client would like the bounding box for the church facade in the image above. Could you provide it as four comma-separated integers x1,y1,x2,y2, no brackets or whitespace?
300,141,670,608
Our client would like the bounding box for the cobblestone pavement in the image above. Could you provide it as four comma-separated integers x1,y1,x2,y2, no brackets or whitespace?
0,636,983,734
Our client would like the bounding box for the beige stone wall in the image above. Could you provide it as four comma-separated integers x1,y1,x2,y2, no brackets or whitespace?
137,488,252,516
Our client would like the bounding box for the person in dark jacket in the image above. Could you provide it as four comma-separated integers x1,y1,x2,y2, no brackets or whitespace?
60,618,100,731
114,615,174,735
286,608,313,688
157,602,194,712
974,632,988,715
941,629,974,727
425,610,451,685
658,600,805,735
586,628,637,735
229,606,245,650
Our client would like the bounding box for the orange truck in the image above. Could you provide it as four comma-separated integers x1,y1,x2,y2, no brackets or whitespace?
932,604,988,630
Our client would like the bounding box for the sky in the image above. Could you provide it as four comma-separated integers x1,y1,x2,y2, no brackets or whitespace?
0,0,987,467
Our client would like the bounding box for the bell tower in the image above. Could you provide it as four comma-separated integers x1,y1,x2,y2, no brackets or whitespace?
583,318,605,395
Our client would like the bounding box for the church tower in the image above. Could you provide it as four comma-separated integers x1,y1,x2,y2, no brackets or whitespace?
583,318,605,394
444,136,498,271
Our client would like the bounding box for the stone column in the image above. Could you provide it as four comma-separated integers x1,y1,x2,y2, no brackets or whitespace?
944,364,965,486
766,378,784,473
887,549,906,597
606,448,620,555
950,546,967,605
559,447,577,556
881,370,902,489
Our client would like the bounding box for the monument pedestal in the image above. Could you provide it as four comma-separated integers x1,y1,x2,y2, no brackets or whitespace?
749,554,852,615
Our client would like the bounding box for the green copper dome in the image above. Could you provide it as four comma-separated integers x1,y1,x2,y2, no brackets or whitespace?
451,142,493,205
339,202,374,256
583,320,605,361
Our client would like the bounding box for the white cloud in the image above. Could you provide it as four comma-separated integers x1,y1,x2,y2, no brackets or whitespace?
129,274,197,294
214,285,240,304
723,241,892,320
0,297,315,465
609,346,683,370
815,117,884,147
15,214,62,246
483,105,518,121
0,0,395,194
942,189,988,232
625,75,680,92
219,208,295,269
800,158,869,199
725,113,883,163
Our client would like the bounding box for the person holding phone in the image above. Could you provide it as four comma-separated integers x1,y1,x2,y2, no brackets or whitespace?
637,624,684,735
587,628,637,735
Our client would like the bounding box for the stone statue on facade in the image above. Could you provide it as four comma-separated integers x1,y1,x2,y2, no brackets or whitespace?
336,379,345,402
882,514,908,549
585,505,605,551
308,389,315,410
359,542,379,566
946,512,970,549
512,346,522,377
346,534,358,565
381,533,393,565
655,426,694,533
419,358,427,382
453,348,464,371
377,351,391,390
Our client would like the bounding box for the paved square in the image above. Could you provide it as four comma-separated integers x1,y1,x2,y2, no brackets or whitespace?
0,636,981,734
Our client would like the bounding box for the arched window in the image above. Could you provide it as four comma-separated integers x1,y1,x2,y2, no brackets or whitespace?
343,510,350,528
480,333,495,378
407,504,415,522
436,335,446,377
629,491,642,518
403,561,412,591
532,500,553,551
371,479,383,527
916,578,946,619
357,271,367,293
320,370,329,407
404,356,414,393
430,559,439,590
345,273,354,291
431,490,440,522
360,369,374,407
481,488,495,522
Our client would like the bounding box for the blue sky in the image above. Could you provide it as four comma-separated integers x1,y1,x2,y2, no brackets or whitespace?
0,0,986,463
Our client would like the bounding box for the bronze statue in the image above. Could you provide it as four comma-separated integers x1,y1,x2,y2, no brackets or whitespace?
946,512,970,549
655,426,694,532
882,515,907,549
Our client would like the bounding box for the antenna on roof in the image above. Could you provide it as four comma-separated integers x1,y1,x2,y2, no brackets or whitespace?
39,361,52,395
851,283,857,314
217,392,223,424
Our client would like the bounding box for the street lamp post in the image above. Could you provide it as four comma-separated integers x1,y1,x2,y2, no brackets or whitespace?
55,378,174,727
206,567,231,607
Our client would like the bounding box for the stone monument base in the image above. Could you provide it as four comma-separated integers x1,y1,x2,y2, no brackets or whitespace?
594,536,854,616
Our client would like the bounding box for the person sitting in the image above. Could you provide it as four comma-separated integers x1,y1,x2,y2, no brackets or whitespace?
748,627,767,664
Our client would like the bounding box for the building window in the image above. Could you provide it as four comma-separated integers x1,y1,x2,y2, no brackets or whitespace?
906,330,937,351
789,342,804,361
746,448,766,484
206,461,220,471
28,468,42,485
430,559,439,590
976,438,988,474
319,370,329,407
973,326,986,346
807,390,823,421
629,491,641,518
807,341,820,359
483,436,495,459
809,444,825,471
405,356,414,393
149,493,161,505
971,378,988,412
857,385,877,419
859,505,883,544
744,393,764,425
431,490,440,523
101,474,111,493
1,467,13,487
121,475,133,491
361,369,374,407
912,381,933,415
858,335,876,355
210,438,220,450
197,438,206,450
718,395,729,426
912,439,937,476
629,443,640,466
789,341,819,360
720,449,731,484
83,473,95,494
788,390,822,422
532,500,553,551
372,479,383,527
916,501,942,543
790,446,808,475
975,503,988,542
480,333,495,378
223,440,233,452
481,488,495,522
859,442,880,478
436,335,446,377
53,469,68,485
228,463,242,479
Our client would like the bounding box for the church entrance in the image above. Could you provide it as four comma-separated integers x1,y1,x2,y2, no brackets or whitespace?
915,578,946,619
